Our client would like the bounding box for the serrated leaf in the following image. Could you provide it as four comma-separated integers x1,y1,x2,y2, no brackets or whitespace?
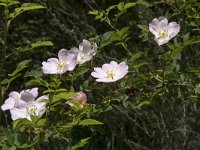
130,52,143,62
9,3,45,21
79,119,103,126
8,60,31,77
1,74,21,85
26,79,46,87
71,137,91,150
52,92,77,103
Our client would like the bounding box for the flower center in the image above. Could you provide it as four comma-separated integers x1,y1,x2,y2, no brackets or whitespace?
57,62,66,71
106,71,116,79
26,104,37,115
159,29,168,38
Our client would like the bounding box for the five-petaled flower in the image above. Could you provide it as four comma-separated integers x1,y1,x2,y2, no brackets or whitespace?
91,61,128,83
149,16,180,46
1,88,38,111
42,49,77,74
1,88,48,121
70,39,97,64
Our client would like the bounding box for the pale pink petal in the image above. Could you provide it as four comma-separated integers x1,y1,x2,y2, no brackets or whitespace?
69,47,80,54
21,88,38,98
9,91,20,99
155,37,169,46
1,98,15,110
96,78,113,83
157,16,168,28
36,95,48,103
15,99,27,108
116,68,128,80
58,49,69,61
35,95,48,109
91,68,107,78
102,64,112,72
66,54,77,71
10,108,27,120
36,106,46,117
21,92,35,103
66,101,75,107
29,88,38,98
110,61,119,72
41,58,59,74
168,22,180,39
79,39,91,51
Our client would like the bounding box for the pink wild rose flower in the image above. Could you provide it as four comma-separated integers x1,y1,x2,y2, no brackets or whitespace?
149,16,180,45
91,61,128,83
42,49,77,74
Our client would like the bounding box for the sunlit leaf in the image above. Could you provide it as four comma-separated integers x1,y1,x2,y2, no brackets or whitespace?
79,119,103,126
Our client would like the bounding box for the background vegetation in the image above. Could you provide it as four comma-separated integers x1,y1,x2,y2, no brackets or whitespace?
0,0,200,149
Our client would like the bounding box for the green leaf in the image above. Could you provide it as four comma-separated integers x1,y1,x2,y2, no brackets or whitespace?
60,121,79,129
9,3,45,21
31,41,53,48
7,0,20,6
24,70,43,78
2,146,16,150
133,63,148,70
137,24,149,32
0,2,6,6
12,118,32,130
52,92,77,103
88,10,98,15
117,2,124,11
124,2,136,10
79,119,103,126
26,78,46,87
136,0,152,7
100,31,113,48
71,137,91,150
130,52,143,62
8,59,31,77
1,74,21,85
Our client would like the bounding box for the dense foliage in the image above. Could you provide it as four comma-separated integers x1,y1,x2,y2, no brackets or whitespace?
0,0,200,149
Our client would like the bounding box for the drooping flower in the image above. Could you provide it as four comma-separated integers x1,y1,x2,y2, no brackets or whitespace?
1,88,38,111
70,39,97,64
42,49,77,74
149,16,180,45
10,91,48,121
66,91,87,108
91,61,128,83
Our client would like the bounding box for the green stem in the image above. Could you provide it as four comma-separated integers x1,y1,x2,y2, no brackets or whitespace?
121,43,132,56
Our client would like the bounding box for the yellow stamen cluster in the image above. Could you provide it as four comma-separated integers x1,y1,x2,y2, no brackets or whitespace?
159,29,168,38
26,104,37,115
106,71,116,79
57,62,65,71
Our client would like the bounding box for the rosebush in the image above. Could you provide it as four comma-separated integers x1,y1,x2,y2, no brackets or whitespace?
0,0,200,149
